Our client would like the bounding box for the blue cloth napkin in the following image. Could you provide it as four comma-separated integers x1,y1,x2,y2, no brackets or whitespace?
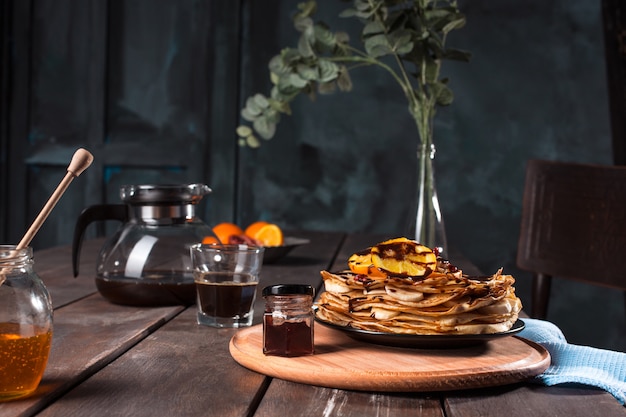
518,318,626,405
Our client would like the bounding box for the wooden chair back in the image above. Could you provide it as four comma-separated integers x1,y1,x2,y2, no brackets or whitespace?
516,159,626,319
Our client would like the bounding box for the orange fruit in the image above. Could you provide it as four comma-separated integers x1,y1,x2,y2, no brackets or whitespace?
212,222,244,244
348,251,386,278
202,236,219,245
244,221,269,238
371,237,437,277
245,221,283,246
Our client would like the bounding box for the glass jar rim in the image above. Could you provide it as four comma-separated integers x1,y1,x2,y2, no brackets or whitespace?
0,245,33,266
0,245,32,256
190,243,265,254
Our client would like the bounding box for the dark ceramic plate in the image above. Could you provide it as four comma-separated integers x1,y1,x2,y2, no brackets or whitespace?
263,237,310,263
314,312,525,349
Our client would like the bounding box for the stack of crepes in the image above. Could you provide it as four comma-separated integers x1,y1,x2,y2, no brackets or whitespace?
316,238,522,335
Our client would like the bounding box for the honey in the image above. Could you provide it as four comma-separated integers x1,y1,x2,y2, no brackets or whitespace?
0,324,52,401
0,245,53,401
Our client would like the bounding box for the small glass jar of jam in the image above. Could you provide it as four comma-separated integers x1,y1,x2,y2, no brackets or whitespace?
262,284,314,357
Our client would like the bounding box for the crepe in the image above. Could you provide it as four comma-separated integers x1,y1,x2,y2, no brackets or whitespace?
316,238,522,335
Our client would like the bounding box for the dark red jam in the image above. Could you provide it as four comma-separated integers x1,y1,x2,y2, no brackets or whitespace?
263,316,314,357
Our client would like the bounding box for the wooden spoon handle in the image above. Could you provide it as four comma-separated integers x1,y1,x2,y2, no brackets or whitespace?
17,148,94,249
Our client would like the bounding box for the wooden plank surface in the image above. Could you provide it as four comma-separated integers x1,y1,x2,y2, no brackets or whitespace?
445,383,626,417
0,295,184,417
24,231,346,416
256,380,445,417
36,308,260,417
34,238,101,308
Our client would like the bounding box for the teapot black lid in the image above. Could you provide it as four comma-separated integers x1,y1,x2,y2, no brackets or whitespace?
120,184,211,205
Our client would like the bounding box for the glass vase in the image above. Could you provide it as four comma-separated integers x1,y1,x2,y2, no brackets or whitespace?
414,142,448,257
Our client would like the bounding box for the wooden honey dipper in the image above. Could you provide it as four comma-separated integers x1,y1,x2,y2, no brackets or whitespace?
0,148,94,286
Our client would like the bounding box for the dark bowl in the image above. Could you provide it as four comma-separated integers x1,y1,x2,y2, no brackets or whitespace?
263,237,310,263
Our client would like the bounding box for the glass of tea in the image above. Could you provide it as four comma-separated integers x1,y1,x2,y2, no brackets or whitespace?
190,243,264,328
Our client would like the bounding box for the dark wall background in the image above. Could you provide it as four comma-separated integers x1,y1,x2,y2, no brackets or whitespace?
1,0,624,350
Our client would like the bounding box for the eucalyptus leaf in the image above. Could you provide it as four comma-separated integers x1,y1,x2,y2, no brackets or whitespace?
236,125,253,137
241,108,257,122
304,20,316,39
294,16,313,32
314,24,336,51
338,8,357,18
364,34,392,58
335,31,350,44
265,108,281,124
276,76,303,96
427,35,445,58
337,65,353,92
297,63,319,81
298,34,315,57
253,117,276,140
288,73,310,88
253,94,269,109
269,55,290,75
389,29,413,54
270,71,279,85
269,96,292,115
318,59,339,82
424,8,453,28
355,9,376,19
245,97,262,115
295,1,316,20
442,17,466,34
281,48,303,65
318,81,336,94
432,81,454,106
354,0,371,12
363,21,385,36
246,134,260,148
396,41,414,55
305,85,317,101
389,29,412,44
443,48,472,62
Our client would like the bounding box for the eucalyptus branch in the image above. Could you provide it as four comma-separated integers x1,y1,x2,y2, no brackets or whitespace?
326,54,407,94
236,0,470,148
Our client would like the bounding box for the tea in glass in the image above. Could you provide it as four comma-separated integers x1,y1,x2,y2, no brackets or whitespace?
190,244,264,328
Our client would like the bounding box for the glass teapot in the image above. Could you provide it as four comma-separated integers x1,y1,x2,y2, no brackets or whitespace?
72,184,213,307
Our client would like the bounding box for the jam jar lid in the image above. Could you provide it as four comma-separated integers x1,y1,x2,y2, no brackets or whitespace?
262,284,315,297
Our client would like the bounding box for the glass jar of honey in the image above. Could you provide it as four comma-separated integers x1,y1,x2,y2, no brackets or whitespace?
0,246,53,401
262,284,314,357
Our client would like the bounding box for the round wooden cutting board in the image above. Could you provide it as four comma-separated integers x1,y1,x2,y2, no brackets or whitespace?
229,323,550,392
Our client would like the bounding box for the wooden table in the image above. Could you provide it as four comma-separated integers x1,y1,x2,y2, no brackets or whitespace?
1,231,624,417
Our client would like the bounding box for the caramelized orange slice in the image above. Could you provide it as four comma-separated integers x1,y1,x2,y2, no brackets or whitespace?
371,237,436,277
348,250,387,278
